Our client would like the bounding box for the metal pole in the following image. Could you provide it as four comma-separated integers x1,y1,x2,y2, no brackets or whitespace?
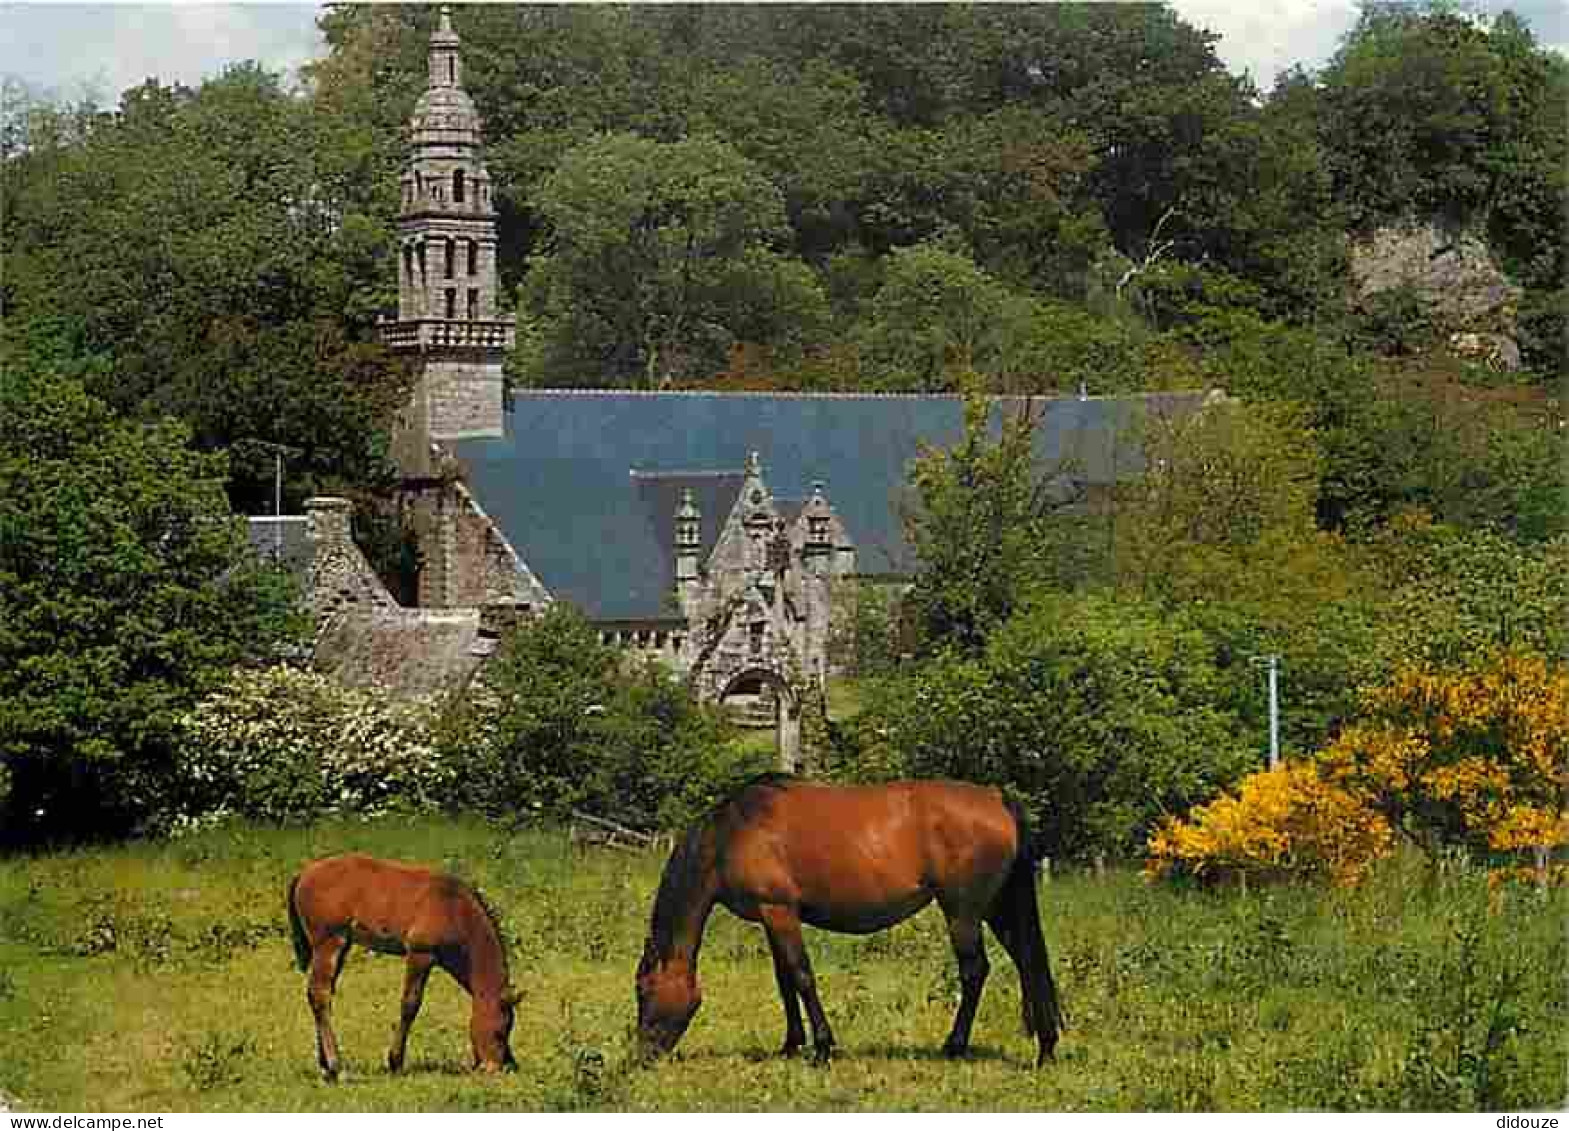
1267,654,1280,769
273,450,284,560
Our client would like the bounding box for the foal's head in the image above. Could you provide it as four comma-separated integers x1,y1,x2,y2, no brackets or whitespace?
634,948,701,1058
472,985,522,1072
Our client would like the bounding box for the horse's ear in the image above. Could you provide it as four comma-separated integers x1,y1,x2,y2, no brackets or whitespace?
502,985,524,1008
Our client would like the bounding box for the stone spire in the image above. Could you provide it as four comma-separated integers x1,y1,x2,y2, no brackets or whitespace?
382,3,514,448
428,6,463,89
737,451,780,582
800,480,833,554
409,7,482,159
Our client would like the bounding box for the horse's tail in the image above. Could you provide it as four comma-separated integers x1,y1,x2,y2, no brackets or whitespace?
987,800,1065,1066
286,874,312,972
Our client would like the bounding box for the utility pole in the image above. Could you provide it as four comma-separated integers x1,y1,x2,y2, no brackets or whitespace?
1266,653,1280,769
1250,653,1281,769
237,439,300,562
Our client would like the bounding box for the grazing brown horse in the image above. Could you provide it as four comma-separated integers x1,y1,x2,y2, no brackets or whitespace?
635,775,1064,1066
286,854,520,1081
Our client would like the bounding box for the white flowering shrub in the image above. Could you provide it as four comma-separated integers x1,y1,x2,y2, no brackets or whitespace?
170,666,451,826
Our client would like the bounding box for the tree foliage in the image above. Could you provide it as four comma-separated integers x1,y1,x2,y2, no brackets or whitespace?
519,132,827,386
869,593,1256,861
2,65,409,514
1112,398,1324,600
1146,761,1395,887
855,245,1040,391
439,605,764,830
899,391,1086,654
0,370,301,844
172,666,448,829
1320,648,1567,864
1150,647,1568,886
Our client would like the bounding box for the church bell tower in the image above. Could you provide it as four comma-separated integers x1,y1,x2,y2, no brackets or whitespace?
382,6,514,472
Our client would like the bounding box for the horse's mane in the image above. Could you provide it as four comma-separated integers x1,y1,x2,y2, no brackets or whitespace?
644,773,799,964
465,880,511,981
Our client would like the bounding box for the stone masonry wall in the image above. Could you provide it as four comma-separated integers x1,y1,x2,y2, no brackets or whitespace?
405,478,551,611
304,496,496,698
425,357,504,439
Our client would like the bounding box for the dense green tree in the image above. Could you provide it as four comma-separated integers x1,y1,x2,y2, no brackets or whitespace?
442,604,760,829
0,369,302,844
518,132,828,386
868,593,1256,860
899,391,1094,653
3,64,410,513
1320,5,1560,231
1361,518,1569,670
678,56,892,262
1112,399,1324,599
854,245,1041,391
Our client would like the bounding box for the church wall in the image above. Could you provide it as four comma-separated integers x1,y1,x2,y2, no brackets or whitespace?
425,357,505,440
402,480,550,612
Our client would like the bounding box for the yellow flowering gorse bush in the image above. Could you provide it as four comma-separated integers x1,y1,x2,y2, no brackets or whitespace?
1146,761,1393,886
1320,649,1568,860
1148,649,1566,887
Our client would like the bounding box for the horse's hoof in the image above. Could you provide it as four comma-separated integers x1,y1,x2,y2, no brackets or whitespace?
942,1041,970,1060
809,1045,834,1067
779,1041,804,1059
386,1055,403,1074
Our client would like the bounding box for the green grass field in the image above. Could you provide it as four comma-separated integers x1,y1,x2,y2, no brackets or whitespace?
1,816,1563,1112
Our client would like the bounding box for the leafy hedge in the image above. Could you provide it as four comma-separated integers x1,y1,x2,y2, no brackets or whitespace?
439,605,768,832
166,608,771,837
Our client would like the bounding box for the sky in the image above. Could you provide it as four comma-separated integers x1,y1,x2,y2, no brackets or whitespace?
2,0,1566,108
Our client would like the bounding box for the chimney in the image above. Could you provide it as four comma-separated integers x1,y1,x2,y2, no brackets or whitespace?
306,496,354,548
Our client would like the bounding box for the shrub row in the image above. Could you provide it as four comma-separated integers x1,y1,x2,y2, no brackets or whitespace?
163,606,768,836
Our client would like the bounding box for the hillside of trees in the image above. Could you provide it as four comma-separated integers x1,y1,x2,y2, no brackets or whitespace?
1,3,1564,849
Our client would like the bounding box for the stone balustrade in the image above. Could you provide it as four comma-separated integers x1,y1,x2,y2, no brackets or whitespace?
379,317,515,352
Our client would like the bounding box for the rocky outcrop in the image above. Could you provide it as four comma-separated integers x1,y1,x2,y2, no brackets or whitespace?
1349,221,1523,368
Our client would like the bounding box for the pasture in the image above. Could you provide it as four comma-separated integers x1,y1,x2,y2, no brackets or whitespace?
0,815,1563,1112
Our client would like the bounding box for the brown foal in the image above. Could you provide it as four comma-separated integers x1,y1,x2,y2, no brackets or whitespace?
287,853,520,1080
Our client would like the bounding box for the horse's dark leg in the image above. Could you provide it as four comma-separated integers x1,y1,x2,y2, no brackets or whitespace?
307,935,351,1082
387,950,436,1073
759,905,835,1064
941,912,990,1058
763,926,806,1057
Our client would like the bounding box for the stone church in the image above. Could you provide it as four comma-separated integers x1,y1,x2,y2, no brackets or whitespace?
272,9,1219,769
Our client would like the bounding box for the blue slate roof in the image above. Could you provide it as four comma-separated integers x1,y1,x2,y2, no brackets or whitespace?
453,391,1212,621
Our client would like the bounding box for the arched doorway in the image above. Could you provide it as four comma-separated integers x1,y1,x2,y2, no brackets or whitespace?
718,666,802,772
